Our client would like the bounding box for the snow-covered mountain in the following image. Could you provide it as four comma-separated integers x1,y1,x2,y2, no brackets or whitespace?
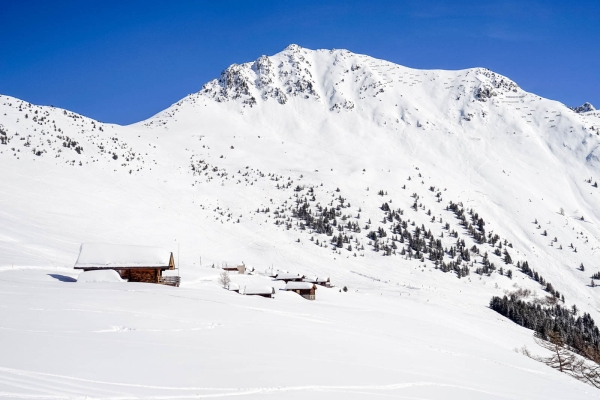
2,45,600,398
572,102,596,114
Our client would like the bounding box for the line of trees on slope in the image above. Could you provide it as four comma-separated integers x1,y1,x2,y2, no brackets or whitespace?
490,295,600,357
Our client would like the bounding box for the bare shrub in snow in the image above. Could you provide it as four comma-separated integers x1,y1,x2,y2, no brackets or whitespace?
523,331,600,389
219,271,230,288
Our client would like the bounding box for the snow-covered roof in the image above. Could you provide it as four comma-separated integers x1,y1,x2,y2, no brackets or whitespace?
273,272,304,281
74,243,172,269
240,285,275,295
221,261,244,267
226,282,240,291
284,282,316,290
303,276,329,283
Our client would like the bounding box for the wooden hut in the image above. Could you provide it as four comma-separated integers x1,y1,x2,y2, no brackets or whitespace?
283,282,317,300
222,262,245,274
74,243,178,286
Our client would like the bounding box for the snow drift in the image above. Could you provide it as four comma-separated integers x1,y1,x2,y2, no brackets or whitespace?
77,269,124,283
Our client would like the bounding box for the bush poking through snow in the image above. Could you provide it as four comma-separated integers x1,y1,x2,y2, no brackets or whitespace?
219,270,231,288
521,330,600,389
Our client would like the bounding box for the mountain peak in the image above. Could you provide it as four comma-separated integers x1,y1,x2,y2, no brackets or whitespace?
571,102,595,113
284,43,303,52
190,45,522,123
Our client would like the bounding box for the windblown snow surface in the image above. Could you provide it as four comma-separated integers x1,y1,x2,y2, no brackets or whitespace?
2,45,600,399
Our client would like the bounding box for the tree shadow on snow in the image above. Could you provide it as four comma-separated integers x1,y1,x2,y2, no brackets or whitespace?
48,274,77,282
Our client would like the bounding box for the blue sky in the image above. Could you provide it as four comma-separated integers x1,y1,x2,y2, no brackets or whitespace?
1,0,598,124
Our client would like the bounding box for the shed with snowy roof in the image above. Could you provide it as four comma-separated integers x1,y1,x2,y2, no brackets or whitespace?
74,243,176,285
283,282,317,300
303,276,331,287
222,262,246,274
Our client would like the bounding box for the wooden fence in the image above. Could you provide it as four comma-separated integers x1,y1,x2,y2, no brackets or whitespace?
159,276,181,287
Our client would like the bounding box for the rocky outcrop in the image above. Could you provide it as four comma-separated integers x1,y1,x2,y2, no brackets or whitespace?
571,102,595,113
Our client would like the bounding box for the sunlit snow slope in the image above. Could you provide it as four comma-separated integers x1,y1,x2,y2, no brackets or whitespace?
2,44,600,399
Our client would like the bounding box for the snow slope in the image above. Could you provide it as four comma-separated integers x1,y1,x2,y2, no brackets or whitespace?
2,44,600,398
1,268,598,399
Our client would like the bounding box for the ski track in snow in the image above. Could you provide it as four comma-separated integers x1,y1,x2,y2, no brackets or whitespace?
0,364,520,400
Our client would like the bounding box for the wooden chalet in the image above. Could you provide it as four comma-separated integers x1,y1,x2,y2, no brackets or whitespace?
222,262,246,274
74,243,179,286
283,282,317,300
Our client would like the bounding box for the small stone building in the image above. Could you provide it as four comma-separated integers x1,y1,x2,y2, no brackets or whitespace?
74,243,176,285
284,282,317,300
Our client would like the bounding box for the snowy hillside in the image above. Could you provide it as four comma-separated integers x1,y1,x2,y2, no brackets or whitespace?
2,45,600,398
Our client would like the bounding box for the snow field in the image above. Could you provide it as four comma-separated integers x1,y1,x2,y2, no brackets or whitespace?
0,267,597,399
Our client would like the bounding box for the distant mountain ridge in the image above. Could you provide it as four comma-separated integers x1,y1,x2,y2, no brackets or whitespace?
180,44,522,116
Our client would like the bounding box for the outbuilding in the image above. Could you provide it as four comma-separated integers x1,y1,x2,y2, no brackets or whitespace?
222,262,246,274
304,276,331,287
283,282,317,300
74,243,178,286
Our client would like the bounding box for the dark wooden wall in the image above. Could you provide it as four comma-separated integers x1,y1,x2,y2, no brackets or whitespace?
120,269,160,283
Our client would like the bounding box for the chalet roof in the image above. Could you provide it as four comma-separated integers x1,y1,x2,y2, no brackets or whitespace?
74,243,172,269
284,282,316,290
222,261,244,268
303,276,330,283
240,285,275,295
273,272,304,281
